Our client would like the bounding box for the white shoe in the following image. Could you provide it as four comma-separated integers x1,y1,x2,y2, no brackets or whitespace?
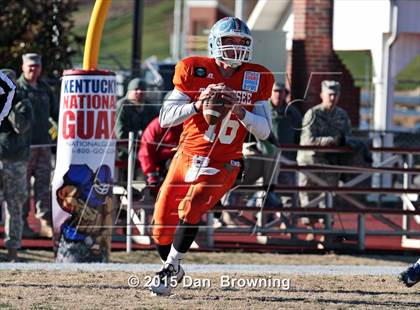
149,264,185,296
176,264,185,283
213,218,223,229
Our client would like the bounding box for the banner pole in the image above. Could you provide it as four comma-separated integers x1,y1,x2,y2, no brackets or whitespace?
126,131,134,253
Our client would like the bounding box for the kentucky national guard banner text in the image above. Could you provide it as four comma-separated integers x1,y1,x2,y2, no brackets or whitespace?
52,69,116,262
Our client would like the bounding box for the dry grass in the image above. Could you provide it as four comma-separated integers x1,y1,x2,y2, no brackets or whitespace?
0,270,419,309
0,250,419,308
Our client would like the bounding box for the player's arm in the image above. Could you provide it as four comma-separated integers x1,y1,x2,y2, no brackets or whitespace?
232,100,272,140
159,89,196,128
159,58,220,128
230,70,273,140
159,58,197,128
159,85,218,128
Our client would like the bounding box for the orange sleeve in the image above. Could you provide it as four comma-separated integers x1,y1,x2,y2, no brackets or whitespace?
257,70,274,101
173,59,193,94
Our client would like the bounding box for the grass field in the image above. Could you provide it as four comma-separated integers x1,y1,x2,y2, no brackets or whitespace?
1,271,419,309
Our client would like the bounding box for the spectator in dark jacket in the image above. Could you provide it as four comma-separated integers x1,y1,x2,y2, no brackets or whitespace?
115,78,158,159
115,78,159,183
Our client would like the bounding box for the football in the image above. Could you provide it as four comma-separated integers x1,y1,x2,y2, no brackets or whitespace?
202,84,231,125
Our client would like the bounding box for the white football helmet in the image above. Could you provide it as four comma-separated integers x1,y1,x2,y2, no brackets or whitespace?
208,17,253,68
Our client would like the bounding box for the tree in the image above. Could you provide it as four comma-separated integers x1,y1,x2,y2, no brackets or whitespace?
0,0,79,79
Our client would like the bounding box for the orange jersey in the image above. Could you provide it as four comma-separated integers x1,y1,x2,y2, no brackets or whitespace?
174,56,274,161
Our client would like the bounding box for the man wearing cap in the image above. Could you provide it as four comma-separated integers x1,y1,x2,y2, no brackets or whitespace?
115,78,158,181
17,53,59,238
297,80,351,233
0,69,33,261
115,78,158,157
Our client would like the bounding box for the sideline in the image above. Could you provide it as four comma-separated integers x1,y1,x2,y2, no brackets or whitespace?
0,263,404,275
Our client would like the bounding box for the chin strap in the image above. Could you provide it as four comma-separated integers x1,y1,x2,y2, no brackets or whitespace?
218,58,242,68
227,62,242,68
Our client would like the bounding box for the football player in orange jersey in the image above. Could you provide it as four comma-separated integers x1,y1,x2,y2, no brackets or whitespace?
149,17,275,295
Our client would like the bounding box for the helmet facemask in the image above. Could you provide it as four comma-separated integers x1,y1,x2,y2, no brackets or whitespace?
212,34,253,68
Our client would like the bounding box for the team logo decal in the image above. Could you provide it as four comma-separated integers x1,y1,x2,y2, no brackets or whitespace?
194,67,207,78
242,71,260,92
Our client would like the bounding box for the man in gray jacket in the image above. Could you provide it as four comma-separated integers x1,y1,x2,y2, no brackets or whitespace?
115,78,158,181
0,69,33,261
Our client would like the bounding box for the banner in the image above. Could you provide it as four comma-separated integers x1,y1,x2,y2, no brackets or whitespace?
52,69,116,262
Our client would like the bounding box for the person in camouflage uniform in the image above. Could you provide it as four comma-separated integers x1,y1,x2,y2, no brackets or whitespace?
0,69,33,261
297,80,351,229
17,53,59,239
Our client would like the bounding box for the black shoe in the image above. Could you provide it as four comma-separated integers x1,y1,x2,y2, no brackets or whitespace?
22,222,39,239
399,263,420,287
149,264,184,296
6,248,18,262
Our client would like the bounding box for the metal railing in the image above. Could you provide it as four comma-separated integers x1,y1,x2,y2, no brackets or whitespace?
119,133,420,252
